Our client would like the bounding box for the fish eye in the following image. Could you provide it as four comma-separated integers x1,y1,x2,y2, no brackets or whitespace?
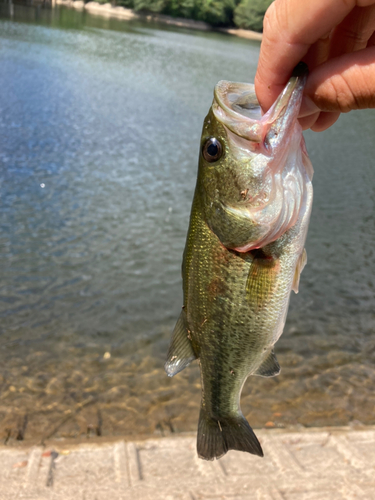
202,138,223,163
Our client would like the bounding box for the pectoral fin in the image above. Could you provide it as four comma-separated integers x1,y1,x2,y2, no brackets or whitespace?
246,249,278,311
292,248,307,294
165,309,196,377
254,349,280,378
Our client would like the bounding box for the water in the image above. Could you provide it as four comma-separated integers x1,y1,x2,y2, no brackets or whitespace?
1,5,375,442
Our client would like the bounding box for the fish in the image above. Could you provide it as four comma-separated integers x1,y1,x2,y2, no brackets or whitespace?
165,63,313,460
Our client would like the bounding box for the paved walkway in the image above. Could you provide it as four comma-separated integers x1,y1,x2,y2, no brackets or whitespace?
1,427,375,499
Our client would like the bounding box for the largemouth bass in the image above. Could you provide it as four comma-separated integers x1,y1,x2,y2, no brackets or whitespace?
165,63,313,460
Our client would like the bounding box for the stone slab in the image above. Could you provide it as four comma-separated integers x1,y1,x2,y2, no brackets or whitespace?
0,428,374,500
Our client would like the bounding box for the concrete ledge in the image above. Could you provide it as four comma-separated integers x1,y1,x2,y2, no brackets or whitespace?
1,427,375,499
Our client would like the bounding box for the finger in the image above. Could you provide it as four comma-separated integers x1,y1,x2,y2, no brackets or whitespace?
305,45,375,112
255,0,375,112
329,5,375,58
367,30,375,44
298,112,320,130
299,111,340,131
299,95,321,118
310,112,341,132
303,31,333,70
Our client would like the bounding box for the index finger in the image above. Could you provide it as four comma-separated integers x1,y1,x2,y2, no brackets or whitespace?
255,0,375,112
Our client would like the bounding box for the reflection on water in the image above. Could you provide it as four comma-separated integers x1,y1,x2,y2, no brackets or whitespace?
1,5,375,441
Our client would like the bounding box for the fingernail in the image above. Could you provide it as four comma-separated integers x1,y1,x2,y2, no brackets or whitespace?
299,95,320,118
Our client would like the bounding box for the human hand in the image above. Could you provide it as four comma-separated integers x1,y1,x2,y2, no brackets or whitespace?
254,0,375,131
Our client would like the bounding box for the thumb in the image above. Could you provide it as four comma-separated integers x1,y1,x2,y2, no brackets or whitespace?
302,45,375,113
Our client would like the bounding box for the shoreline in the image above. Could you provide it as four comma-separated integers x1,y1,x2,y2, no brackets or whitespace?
56,0,263,41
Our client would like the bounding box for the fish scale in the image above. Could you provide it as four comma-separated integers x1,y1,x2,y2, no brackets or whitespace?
165,63,313,461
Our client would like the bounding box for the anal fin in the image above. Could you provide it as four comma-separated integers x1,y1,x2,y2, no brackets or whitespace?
254,349,280,378
164,308,196,377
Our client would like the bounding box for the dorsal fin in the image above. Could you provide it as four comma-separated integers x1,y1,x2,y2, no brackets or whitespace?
164,309,196,377
254,349,280,378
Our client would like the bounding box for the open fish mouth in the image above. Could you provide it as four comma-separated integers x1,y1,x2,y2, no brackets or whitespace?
212,62,309,149
205,63,312,252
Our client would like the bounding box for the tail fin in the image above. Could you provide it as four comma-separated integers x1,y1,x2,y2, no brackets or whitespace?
197,406,263,460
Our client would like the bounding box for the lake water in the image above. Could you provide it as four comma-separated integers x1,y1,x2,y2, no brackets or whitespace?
1,4,375,442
